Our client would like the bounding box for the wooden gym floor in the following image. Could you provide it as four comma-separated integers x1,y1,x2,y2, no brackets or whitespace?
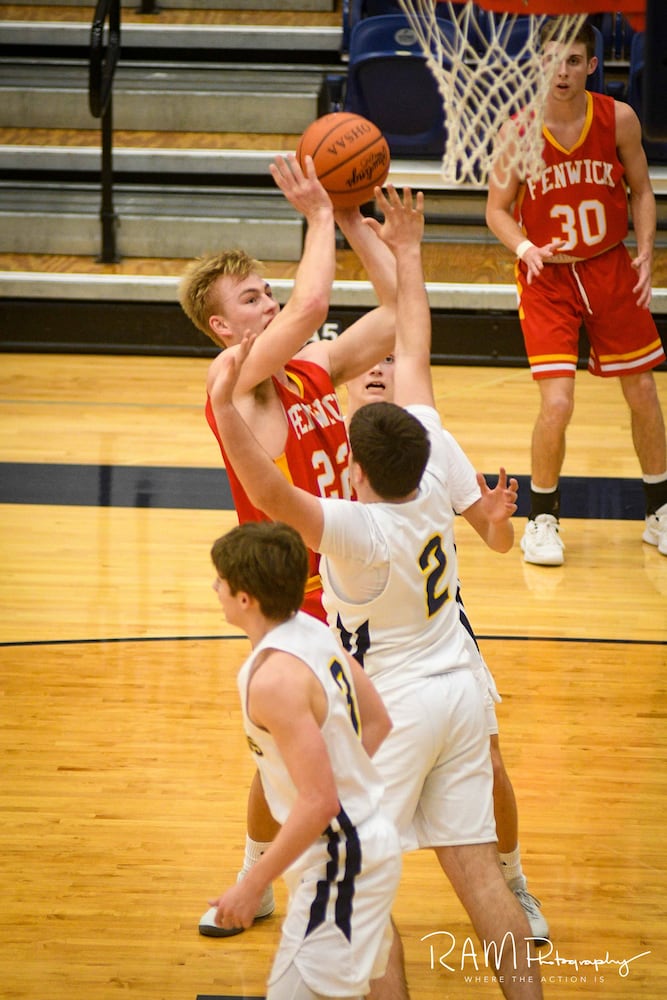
1,353,666,1000
1,0,666,992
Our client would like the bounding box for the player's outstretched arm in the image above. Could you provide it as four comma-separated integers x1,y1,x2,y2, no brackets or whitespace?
205,155,337,400
334,203,397,308
208,333,325,551
270,156,336,317
364,186,432,408
301,197,398,387
300,197,399,389
240,154,335,380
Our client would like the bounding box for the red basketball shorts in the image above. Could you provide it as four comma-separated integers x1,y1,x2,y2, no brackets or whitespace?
516,243,665,379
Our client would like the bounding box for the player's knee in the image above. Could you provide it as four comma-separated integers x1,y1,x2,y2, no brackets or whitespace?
622,370,661,412
540,391,574,429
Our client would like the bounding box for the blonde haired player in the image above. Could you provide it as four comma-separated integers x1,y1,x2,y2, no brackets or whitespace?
180,153,399,936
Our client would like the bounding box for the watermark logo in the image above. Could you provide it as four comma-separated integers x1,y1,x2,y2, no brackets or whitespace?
421,931,651,985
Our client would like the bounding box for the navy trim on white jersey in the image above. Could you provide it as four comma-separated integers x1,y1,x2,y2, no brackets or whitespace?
305,805,361,943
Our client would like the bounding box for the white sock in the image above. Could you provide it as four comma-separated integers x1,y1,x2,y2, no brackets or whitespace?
642,472,667,485
529,482,558,494
499,845,523,884
242,835,273,874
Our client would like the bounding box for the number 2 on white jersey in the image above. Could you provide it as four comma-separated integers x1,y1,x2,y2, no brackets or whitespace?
419,535,450,617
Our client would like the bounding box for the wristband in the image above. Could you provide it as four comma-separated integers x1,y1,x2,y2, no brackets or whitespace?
515,239,536,260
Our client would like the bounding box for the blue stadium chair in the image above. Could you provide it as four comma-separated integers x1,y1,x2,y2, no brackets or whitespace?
593,11,633,99
597,11,635,61
342,1,470,58
341,0,405,56
587,24,606,94
343,13,453,158
627,32,667,163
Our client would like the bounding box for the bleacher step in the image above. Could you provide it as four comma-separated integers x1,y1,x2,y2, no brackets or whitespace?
0,60,327,132
0,143,487,200
0,182,304,259
0,20,343,55
2,147,666,259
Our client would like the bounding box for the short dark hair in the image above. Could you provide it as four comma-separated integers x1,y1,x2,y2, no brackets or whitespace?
211,522,308,620
349,402,430,500
541,19,596,62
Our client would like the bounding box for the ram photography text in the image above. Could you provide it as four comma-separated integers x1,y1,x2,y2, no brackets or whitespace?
421,930,651,986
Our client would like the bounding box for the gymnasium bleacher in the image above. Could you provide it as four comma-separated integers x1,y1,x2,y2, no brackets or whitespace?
0,0,665,361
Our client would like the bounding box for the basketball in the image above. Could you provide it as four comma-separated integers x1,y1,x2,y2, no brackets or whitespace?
296,112,390,209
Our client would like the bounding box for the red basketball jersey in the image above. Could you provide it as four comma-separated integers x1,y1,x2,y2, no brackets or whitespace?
515,92,629,258
205,358,351,622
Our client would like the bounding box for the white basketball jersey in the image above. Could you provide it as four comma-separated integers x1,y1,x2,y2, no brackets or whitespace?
237,611,385,830
320,405,479,697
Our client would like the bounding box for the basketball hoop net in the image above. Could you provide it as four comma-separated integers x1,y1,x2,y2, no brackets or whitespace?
397,0,589,187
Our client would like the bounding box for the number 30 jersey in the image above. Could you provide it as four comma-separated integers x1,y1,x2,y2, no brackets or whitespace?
515,91,629,259
206,358,351,622
319,405,480,698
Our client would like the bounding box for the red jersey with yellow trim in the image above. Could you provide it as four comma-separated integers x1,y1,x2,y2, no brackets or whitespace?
205,358,351,622
515,92,629,258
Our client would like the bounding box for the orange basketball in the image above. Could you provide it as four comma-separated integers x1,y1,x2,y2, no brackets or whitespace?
296,112,390,209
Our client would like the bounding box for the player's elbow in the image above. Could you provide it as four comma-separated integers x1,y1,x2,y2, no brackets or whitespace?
375,711,393,748
485,204,498,233
310,787,340,829
376,304,396,350
296,288,330,330
361,708,392,759
381,712,393,742
495,539,514,555
489,526,515,554
247,479,271,509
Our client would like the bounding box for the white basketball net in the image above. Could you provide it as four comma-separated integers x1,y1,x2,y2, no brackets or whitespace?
397,1,587,186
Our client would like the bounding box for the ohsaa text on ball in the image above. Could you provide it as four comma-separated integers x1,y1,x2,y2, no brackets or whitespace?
324,121,377,157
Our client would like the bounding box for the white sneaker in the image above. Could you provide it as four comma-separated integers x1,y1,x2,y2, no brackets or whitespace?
509,876,549,943
642,503,667,556
521,514,565,566
198,874,275,938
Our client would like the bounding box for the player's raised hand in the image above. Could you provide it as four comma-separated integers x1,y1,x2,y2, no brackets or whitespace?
270,153,333,220
363,184,425,254
476,467,519,522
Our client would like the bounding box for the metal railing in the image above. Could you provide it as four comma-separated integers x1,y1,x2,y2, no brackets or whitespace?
89,0,121,262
